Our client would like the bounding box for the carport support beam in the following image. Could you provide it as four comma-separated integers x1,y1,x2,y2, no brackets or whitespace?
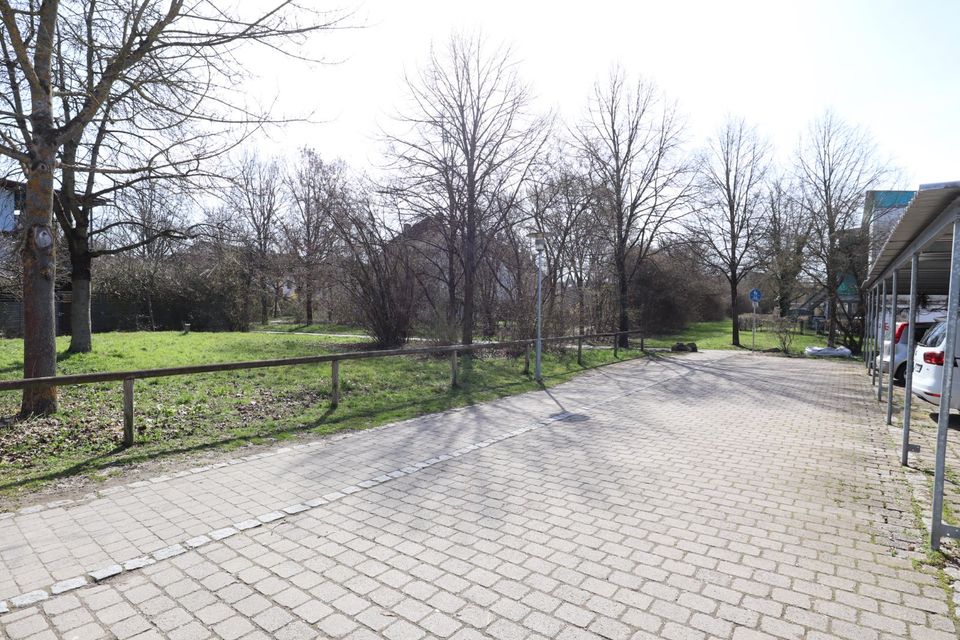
876,278,886,397
901,255,918,465
886,270,898,425
865,287,874,370
931,216,960,551
869,287,878,372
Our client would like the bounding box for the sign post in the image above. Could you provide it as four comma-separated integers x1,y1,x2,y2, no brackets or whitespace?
749,288,762,352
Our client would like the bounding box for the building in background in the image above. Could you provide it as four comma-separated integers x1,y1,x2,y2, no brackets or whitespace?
863,190,915,267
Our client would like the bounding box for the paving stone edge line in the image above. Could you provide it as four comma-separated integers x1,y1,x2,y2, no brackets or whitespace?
0,353,706,613
0,400,574,611
0,352,679,521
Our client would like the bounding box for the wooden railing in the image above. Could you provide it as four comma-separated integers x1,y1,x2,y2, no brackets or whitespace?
0,330,645,446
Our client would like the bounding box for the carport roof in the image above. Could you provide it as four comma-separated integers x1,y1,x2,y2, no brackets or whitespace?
866,181,960,294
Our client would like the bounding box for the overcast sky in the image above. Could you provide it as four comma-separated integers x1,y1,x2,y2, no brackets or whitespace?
244,0,959,188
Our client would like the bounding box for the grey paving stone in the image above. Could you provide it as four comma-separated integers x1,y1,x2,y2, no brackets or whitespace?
50,577,88,595
185,535,212,549
9,590,48,607
122,557,155,571
210,527,239,541
89,565,124,582
152,545,186,561
257,511,285,523
0,354,956,640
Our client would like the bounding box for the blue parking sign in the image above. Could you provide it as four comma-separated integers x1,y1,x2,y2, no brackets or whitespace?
749,288,762,303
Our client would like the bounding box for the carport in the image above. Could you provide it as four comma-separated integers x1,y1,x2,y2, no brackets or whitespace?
865,181,960,550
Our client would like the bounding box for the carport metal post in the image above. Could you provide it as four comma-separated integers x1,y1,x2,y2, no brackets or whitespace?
885,270,898,425
932,217,960,550
865,287,875,370
901,254,918,465
876,278,886,397
869,286,878,371
861,289,873,369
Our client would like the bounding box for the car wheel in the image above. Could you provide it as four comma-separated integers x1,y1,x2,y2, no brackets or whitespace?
895,363,906,382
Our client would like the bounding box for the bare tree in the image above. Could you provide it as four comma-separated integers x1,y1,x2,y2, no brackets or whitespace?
284,149,342,325
763,177,811,317
330,192,417,348
689,117,770,346
0,0,344,415
796,111,891,348
575,69,691,347
106,181,189,330
227,154,284,326
528,152,595,335
387,32,547,345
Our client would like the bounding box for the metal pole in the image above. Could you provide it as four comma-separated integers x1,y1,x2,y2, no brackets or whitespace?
123,378,134,447
331,360,340,407
876,278,886,397
752,302,757,352
869,287,878,372
902,255,918,465
887,271,900,424
535,250,543,381
864,287,873,369
872,285,881,383
932,218,960,550
450,350,458,388
886,271,898,424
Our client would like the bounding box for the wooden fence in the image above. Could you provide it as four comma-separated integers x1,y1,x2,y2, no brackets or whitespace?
0,330,644,447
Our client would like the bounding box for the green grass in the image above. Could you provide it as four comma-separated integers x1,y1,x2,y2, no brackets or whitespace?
0,331,643,500
251,322,369,335
645,320,829,352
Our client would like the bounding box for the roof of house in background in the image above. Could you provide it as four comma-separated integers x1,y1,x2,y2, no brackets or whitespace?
0,178,108,207
865,181,960,294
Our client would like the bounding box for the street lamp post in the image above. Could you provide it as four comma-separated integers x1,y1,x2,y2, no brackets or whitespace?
528,232,546,381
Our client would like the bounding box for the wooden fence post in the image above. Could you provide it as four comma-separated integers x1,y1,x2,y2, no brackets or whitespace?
613,332,619,358
331,360,340,407
523,343,530,374
123,378,134,447
450,350,458,388
577,335,583,366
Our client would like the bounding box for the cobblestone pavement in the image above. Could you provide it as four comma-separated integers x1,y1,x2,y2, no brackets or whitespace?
1,352,956,639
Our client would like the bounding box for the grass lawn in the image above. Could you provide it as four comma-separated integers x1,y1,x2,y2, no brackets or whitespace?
645,320,829,352
0,331,642,500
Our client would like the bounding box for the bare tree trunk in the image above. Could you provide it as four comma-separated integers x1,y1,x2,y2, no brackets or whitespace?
21,145,59,416
577,279,585,364
258,275,269,325
730,281,740,346
826,264,837,347
778,287,791,317
616,253,629,348
68,251,93,353
461,217,476,345
146,290,155,331
305,289,314,325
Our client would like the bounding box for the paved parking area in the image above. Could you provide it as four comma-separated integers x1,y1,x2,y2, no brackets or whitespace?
1,352,956,639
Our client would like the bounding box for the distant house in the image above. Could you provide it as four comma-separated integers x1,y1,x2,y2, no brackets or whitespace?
0,178,106,335
0,178,27,233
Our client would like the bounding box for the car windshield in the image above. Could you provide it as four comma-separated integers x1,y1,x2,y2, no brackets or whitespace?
920,322,948,347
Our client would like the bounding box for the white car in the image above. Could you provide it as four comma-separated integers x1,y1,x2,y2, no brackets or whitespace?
911,322,960,409
875,320,936,382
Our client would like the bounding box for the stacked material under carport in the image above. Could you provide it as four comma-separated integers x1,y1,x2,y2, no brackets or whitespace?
865,181,960,551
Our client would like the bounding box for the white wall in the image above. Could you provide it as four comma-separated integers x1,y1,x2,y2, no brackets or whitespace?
0,190,16,232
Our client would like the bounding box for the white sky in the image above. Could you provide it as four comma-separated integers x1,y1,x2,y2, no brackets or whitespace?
243,0,960,188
